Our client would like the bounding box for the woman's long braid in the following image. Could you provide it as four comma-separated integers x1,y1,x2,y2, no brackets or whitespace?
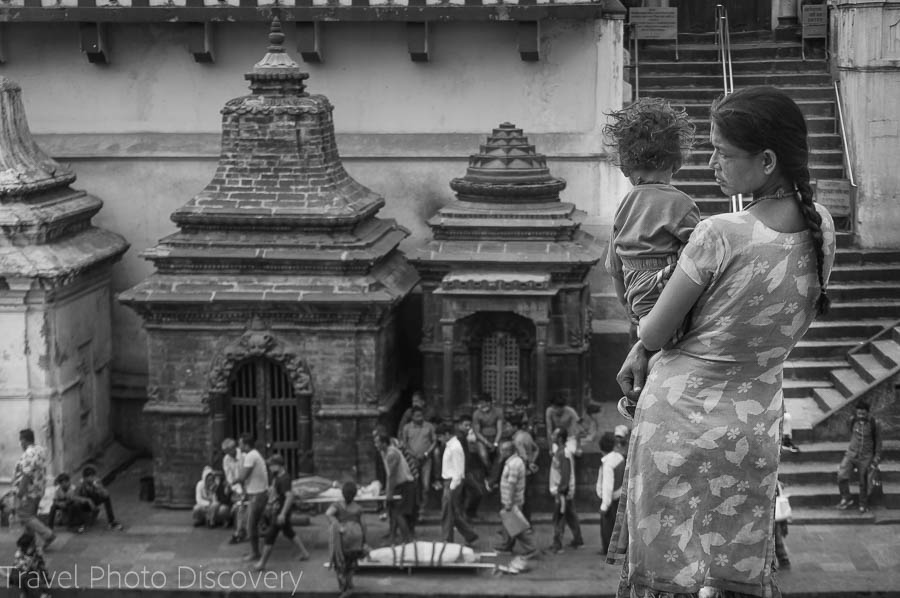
794,167,830,316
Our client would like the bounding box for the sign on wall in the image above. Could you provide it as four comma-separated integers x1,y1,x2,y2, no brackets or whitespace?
629,7,679,40
802,4,827,39
814,179,852,218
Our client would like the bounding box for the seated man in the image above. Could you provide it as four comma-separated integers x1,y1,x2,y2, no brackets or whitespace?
76,466,123,531
48,473,94,533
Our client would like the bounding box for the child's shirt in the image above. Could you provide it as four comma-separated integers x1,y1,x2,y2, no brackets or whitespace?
53,485,78,507
606,183,700,320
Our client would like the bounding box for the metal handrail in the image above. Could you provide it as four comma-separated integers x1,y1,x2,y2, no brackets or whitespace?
714,4,734,96
714,4,742,211
833,80,857,189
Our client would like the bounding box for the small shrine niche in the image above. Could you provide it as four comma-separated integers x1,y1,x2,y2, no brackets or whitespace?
411,123,602,427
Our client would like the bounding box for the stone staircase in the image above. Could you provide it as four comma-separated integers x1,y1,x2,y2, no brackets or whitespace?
634,31,900,520
636,31,844,221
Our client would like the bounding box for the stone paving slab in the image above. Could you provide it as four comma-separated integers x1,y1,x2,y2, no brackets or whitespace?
1,460,899,597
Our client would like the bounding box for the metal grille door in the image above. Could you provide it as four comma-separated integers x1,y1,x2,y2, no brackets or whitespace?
227,358,311,477
481,332,520,407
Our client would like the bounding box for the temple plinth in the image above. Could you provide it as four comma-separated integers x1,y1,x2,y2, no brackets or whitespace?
411,123,602,426
119,19,417,507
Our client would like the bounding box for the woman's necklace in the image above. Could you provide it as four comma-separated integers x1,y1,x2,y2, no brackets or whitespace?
743,188,793,211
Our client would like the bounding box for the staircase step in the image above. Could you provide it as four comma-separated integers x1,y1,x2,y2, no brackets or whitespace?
784,481,900,508
638,58,829,76
781,440,900,463
785,397,823,432
779,461,900,485
811,386,847,413
801,319,891,341
786,506,876,524
829,368,869,397
676,160,842,179
831,264,900,282
826,301,900,320
681,100,834,118
872,339,900,368
640,72,833,89
648,86,837,102
828,282,900,301
785,358,849,380
685,148,843,166
640,42,804,62
784,378,832,399
790,338,861,359
848,352,893,383
834,248,900,265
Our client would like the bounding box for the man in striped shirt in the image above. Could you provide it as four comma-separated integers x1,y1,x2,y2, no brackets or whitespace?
495,441,537,557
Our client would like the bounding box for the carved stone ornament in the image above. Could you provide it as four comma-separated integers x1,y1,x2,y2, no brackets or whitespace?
207,317,313,399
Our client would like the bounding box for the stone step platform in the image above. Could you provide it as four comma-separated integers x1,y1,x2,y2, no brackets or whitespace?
683,148,843,166
784,482,900,509
645,85,835,102
780,440,900,464
637,58,829,76
779,461,900,486
639,41,807,61
638,71,832,89
680,99,835,118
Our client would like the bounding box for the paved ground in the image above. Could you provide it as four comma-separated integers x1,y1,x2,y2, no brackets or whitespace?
2,459,899,598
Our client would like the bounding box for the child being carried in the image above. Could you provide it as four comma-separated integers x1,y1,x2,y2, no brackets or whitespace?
603,97,699,419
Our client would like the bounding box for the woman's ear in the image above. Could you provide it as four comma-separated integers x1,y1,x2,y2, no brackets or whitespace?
762,149,778,176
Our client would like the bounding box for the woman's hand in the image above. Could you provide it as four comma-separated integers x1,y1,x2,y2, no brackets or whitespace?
616,341,652,401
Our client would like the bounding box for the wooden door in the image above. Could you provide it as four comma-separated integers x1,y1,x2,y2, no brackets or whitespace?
672,0,771,33
227,358,312,476
481,331,521,409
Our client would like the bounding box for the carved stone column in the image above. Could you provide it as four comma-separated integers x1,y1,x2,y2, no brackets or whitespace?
442,320,455,417
535,320,549,425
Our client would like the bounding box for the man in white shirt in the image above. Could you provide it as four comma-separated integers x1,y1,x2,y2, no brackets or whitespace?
440,417,478,546
596,431,626,555
237,434,269,562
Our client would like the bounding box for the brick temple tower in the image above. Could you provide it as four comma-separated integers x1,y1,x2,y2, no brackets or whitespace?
412,123,602,426
0,77,129,478
119,20,418,507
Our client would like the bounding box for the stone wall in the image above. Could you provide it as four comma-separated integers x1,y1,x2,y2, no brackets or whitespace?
0,272,117,482
834,0,900,248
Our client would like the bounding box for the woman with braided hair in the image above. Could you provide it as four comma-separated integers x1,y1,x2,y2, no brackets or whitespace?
607,85,835,598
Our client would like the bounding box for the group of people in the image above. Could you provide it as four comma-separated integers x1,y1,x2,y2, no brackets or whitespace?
3,429,123,598
374,392,636,559
193,434,311,572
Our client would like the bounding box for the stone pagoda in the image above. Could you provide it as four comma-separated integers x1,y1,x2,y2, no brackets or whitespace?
412,123,602,426
119,20,417,507
0,77,129,478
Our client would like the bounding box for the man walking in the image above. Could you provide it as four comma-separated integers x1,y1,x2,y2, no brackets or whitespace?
253,454,310,570
596,431,626,555
440,418,478,546
549,427,583,553
375,432,416,543
511,414,539,522
495,441,537,557
237,434,269,562
836,401,882,513
13,429,55,548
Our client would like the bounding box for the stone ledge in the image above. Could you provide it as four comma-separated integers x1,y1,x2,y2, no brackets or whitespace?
33,132,613,161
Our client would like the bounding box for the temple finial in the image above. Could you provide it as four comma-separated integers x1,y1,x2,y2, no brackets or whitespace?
268,16,285,53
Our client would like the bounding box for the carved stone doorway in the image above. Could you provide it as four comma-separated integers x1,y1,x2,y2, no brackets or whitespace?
226,358,313,476
481,331,521,406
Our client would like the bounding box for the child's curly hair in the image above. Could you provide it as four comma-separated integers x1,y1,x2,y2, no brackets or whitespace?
603,98,695,178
